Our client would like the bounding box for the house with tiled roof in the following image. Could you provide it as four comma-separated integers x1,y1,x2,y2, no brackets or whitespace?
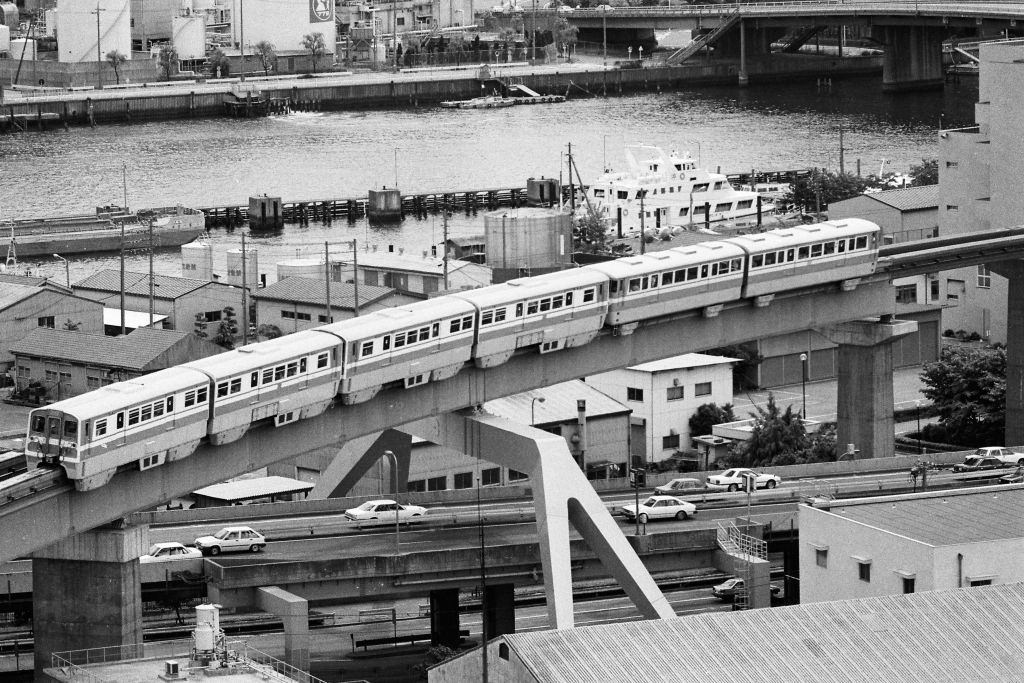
72,270,242,330
251,276,416,333
9,327,223,402
829,185,940,244
0,283,103,375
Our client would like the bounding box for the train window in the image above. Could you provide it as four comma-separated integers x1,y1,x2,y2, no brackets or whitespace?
609,281,619,294
733,259,742,271
167,396,173,411
116,412,125,429
583,289,595,302
650,274,659,288
262,369,273,384
491,311,505,324
217,382,229,397
141,405,152,422
432,323,440,337
515,303,524,316
540,298,552,312
855,236,868,249
251,372,259,387
628,278,641,292
64,419,77,436
317,353,329,368
154,401,165,418
361,341,374,357
765,253,776,266
787,249,795,261
396,332,407,348
274,365,286,380
837,240,846,253
752,255,764,268
230,378,242,393
128,409,140,426
47,417,59,435
421,325,432,338
701,265,708,278
462,315,473,329
552,296,563,309
811,244,823,257
197,388,208,404
482,311,494,325
527,301,539,314
95,419,107,437
450,319,461,333
798,246,810,259
686,266,698,280
286,362,298,377
184,391,195,407
672,270,684,283
31,415,45,433
382,335,391,351
566,292,573,305
824,242,836,255
711,263,719,277
300,358,307,373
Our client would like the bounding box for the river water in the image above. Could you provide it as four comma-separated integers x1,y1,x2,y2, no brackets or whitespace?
1,74,978,284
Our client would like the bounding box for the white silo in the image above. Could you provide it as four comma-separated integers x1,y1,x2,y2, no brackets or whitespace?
484,207,574,282
277,258,327,281
172,12,206,60
57,0,131,64
226,247,258,288
181,241,213,280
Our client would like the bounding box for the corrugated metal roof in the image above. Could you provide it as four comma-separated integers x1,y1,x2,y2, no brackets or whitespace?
484,380,629,426
499,583,1024,682
861,185,940,212
628,352,740,374
10,327,197,371
192,476,314,501
73,270,230,299
252,276,394,308
0,283,41,312
0,272,53,287
829,487,1024,546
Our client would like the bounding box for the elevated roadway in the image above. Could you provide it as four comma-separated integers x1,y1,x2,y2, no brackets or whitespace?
2,228,1024,563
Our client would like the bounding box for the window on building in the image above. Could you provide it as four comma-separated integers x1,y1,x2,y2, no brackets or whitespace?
969,578,994,587
815,548,828,568
453,472,473,489
662,433,680,449
282,310,295,319
977,265,992,289
858,561,871,583
930,279,940,301
666,385,684,401
407,479,426,492
508,469,528,481
427,476,447,491
45,369,57,381
902,577,916,594
482,467,501,486
204,310,222,322
694,382,712,397
895,284,918,304
38,316,55,328
626,387,644,402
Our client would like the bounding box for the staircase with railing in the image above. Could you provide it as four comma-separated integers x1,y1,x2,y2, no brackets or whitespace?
664,9,741,66
717,521,767,611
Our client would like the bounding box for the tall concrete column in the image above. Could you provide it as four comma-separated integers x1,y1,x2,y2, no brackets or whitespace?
876,25,945,92
307,429,413,499
257,587,309,671
824,318,917,459
483,583,516,638
738,19,748,87
992,261,1024,445
32,524,147,673
430,588,461,647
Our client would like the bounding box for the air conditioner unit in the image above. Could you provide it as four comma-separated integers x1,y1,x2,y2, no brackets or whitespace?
163,660,180,679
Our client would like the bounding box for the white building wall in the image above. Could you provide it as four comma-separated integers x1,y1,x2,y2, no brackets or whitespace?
57,0,132,63
229,0,335,54
172,14,207,59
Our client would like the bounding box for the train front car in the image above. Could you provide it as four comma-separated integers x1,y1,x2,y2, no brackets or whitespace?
24,367,212,491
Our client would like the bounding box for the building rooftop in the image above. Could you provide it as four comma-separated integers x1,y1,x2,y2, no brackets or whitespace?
485,380,629,426
0,282,43,312
10,327,198,371
339,250,486,278
823,485,1024,546
74,270,234,299
481,582,1024,682
252,276,394,309
193,476,315,503
861,184,940,212
0,271,60,288
628,352,740,374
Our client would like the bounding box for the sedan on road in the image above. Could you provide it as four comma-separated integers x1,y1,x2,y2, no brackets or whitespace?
706,468,781,492
620,495,697,523
344,499,428,525
654,478,705,496
140,542,203,563
953,456,1007,473
193,526,266,556
712,577,782,601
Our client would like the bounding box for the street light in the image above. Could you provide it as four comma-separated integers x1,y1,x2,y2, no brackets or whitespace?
382,450,401,555
531,396,546,425
53,253,69,287
916,400,923,455
799,353,808,419
599,5,612,67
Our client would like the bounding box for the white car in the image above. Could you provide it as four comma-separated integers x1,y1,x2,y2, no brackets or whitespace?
193,526,266,556
344,499,428,524
139,541,203,563
654,477,705,496
706,468,781,492
620,495,697,523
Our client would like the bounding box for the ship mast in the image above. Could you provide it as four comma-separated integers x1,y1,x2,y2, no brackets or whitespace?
4,220,16,272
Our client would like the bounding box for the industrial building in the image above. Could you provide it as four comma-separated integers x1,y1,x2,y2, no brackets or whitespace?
251,276,410,332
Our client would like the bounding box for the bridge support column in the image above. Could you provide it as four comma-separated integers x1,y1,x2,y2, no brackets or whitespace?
991,261,1024,445
738,19,748,87
823,318,918,459
876,25,946,92
484,583,516,638
31,524,147,673
430,588,462,648
306,429,412,499
257,587,309,671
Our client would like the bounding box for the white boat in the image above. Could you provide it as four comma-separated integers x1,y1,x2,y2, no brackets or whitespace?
578,145,775,239
439,95,516,110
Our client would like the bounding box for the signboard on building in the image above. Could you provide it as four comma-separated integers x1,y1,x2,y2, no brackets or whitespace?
310,0,333,22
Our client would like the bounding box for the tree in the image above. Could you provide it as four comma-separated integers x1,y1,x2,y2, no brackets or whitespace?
920,345,1005,445
302,32,327,73
688,403,736,439
909,158,939,186
105,49,127,85
257,323,283,341
208,48,231,78
573,208,612,253
158,45,178,81
736,394,809,468
63,319,81,331
213,306,239,349
783,168,868,214
254,40,277,76
193,313,209,340
554,17,579,60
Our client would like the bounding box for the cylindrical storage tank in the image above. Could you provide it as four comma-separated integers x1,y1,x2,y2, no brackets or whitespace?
43,9,57,37
0,2,17,31
193,604,220,651
10,38,36,61
181,241,213,280
192,0,215,10
276,258,325,281
0,25,10,54
56,0,131,64
226,248,258,287
172,14,206,60
484,207,573,281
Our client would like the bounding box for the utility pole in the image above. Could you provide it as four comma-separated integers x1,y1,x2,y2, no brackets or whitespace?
393,0,398,71
567,143,575,213
92,2,106,90
442,205,450,291
839,122,845,175
122,162,128,210
239,0,245,81
148,218,154,328
639,190,646,255
351,239,360,317
241,233,248,345
119,221,126,336
324,241,332,324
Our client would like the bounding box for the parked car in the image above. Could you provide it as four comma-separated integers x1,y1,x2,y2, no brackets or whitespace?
1000,466,1024,484
972,446,1024,466
711,577,781,601
654,477,705,496
193,526,266,556
952,456,1008,473
706,468,781,492
139,542,203,564
620,495,697,523
344,499,428,524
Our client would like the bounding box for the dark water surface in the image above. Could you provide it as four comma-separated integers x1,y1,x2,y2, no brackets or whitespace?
1,74,978,283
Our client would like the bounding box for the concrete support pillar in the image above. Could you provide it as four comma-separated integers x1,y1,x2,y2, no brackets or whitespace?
738,19,748,87
823,318,918,459
483,583,516,638
430,588,461,648
256,586,309,671
32,524,147,673
877,25,945,92
992,261,1024,445
307,429,412,499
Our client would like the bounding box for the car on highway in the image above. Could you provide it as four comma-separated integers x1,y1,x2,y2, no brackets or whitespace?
139,542,203,564
653,477,705,496
952,456,1008,473
193,526,266,556
344,499,428,524
620,495,697,523
711,577,781,602
1000,466,1024,484
972,446,1024,466
706,468,781,492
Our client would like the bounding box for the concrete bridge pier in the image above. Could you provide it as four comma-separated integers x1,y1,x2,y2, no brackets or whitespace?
430,588,461,647
823,318,918,460
876,25,946,91
304,429,413,499
991,261,1024,445
483,583,516,638
31,524,147,673
257,587,309,671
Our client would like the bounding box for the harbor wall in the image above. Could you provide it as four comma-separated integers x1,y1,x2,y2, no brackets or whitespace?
1,56,881,128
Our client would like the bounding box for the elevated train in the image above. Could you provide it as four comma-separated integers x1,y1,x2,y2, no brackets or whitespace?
24,219,880,491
